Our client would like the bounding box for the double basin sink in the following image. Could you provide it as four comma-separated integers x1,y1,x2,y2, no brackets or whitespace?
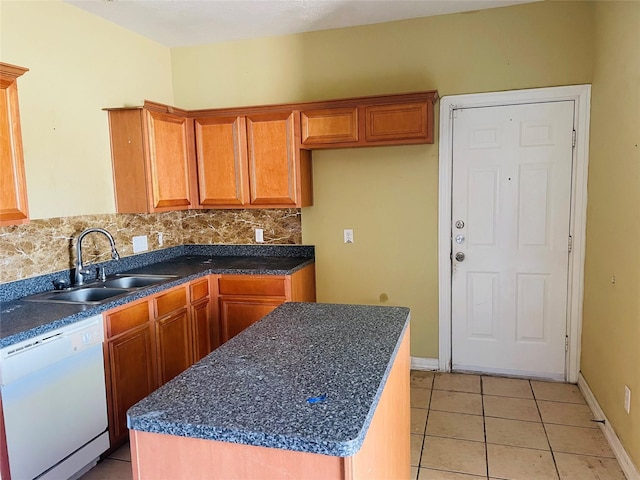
23,274,177,305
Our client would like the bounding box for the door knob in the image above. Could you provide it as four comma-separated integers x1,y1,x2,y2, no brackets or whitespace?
455,252,465,262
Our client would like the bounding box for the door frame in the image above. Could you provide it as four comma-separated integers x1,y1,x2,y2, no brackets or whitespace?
438,85,591,383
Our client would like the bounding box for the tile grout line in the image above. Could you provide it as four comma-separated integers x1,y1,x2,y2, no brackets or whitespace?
531,379,562,480
106,458,132,464
416,376,435,477
481,377,490,480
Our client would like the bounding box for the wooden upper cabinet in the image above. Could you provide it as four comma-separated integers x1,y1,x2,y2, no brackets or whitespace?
145,109,195,210
106,102,197,213
298,91,438,148
194,115,248,207
364,101,430,143
246,111,305,207
0,62,29,226
194,110,312,208
105,91,438,213
301,107,358,146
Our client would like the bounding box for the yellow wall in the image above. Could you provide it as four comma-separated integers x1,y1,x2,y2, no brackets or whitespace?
171,1,595,357
581,1,640,467
0,0,173,219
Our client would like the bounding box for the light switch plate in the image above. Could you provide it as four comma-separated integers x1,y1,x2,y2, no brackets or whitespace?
255,228,264,243
133,235,148,253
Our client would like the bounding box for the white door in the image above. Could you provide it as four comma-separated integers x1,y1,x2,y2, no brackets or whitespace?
451,101,574,379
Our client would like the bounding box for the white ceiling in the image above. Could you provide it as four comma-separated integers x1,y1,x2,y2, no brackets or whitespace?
65,0,537,48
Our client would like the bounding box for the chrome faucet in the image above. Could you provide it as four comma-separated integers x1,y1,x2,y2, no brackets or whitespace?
74,228,120,286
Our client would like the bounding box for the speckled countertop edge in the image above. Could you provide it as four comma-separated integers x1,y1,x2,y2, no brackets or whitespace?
0,245,314,349
127,302,411,457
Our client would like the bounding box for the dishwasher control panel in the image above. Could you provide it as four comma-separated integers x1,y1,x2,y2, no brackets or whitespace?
71,321,104,352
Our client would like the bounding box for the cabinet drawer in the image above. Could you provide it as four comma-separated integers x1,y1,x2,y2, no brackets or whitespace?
105,301,150,338
154,286,187,318
190,278,209,302
218,276,286,297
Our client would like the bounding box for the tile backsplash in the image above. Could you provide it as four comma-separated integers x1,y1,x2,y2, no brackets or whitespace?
0,209,301,284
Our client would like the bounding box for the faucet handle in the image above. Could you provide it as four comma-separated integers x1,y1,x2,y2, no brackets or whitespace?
53,279,70,290
98,266,107,282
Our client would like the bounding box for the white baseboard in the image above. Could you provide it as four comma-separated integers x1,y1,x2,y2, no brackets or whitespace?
578,373,640,480
411,357,439,371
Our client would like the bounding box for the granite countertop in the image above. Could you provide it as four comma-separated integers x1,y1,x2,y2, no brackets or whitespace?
127,302,410,457
0,245,314,349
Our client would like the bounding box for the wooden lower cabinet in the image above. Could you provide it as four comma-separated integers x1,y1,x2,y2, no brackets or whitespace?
155,309,191,386
220,296,284,343
104,268,314,449
217,264,316,344
191,298,214,362
103,280,209,448
190,277,216,361
105,321,156,446
152,285,191,385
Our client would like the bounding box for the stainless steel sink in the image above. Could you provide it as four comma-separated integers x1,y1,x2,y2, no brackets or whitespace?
103,275,175,289
52,288,130,303
23,287,130,305
22,274,178,305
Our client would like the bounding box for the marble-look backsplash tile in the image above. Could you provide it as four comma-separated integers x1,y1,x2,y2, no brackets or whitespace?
0,209,301,284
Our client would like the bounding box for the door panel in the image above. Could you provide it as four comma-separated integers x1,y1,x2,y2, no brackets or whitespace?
146,110,193,210
219,297,284,343
451,101,574,379
246,112,297,206
194,116,248,206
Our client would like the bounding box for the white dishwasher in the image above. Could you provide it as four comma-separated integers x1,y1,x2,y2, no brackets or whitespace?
0,315,109,480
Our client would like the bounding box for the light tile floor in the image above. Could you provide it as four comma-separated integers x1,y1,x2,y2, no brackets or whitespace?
411,371,627,480
80,372,627,480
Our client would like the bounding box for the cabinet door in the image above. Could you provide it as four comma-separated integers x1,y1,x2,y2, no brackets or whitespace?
191,298,213,362
0,63,29,226
106,325,156,446
364,101,431,144
145,110,194,211
300,107,358,146
219,297,284,343
195,116,249,207
246,112,298,206
155,309,192,386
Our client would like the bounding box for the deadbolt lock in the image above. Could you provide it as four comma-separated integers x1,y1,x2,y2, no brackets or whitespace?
455,252,465,262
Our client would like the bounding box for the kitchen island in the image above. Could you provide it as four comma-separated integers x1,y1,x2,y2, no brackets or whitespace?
127,302,410,480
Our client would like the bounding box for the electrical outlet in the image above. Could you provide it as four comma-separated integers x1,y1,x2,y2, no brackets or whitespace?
624,385,631,414
344,229,354,244
132,235,148,253
158,232,164,246
255,228,264,243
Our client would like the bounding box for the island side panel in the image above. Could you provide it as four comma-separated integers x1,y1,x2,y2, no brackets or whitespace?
129,326,410,480
345,326,410,480
289,263,316,302
130,430,345,480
